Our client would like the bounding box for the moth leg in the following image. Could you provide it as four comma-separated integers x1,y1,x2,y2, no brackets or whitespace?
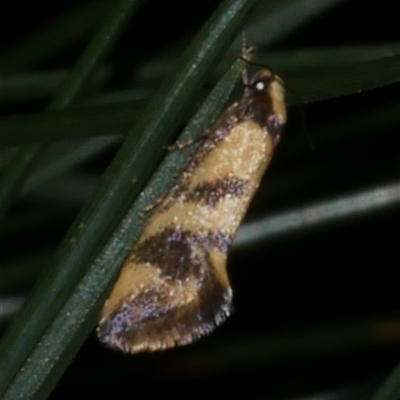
143,196,164,212
166,130,211,151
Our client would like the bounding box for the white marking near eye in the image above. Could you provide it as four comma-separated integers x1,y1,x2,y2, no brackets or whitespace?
255,81,265,91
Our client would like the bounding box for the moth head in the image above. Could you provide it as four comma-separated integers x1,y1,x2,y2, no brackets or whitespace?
244,69,287,141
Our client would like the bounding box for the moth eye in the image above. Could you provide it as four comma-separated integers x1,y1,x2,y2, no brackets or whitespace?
254,79,268,92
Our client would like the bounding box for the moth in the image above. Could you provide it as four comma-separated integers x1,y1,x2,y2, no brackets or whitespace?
97,64,286,354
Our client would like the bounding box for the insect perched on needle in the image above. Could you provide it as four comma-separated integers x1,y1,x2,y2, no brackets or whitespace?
97,54,287,355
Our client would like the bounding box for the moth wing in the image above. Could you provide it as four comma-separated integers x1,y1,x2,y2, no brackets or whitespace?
97,230,232,354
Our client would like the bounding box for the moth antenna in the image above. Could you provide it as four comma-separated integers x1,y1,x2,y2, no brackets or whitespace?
240,57,276,75
239,33,256,87
240,33,255,62
241,66,250,87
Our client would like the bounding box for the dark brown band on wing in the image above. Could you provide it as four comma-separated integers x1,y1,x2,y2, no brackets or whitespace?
188,176,248,207
97,267,232,354
133,228,232,281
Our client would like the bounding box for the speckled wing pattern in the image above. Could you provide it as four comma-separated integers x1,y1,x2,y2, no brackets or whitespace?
97,68,287,354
